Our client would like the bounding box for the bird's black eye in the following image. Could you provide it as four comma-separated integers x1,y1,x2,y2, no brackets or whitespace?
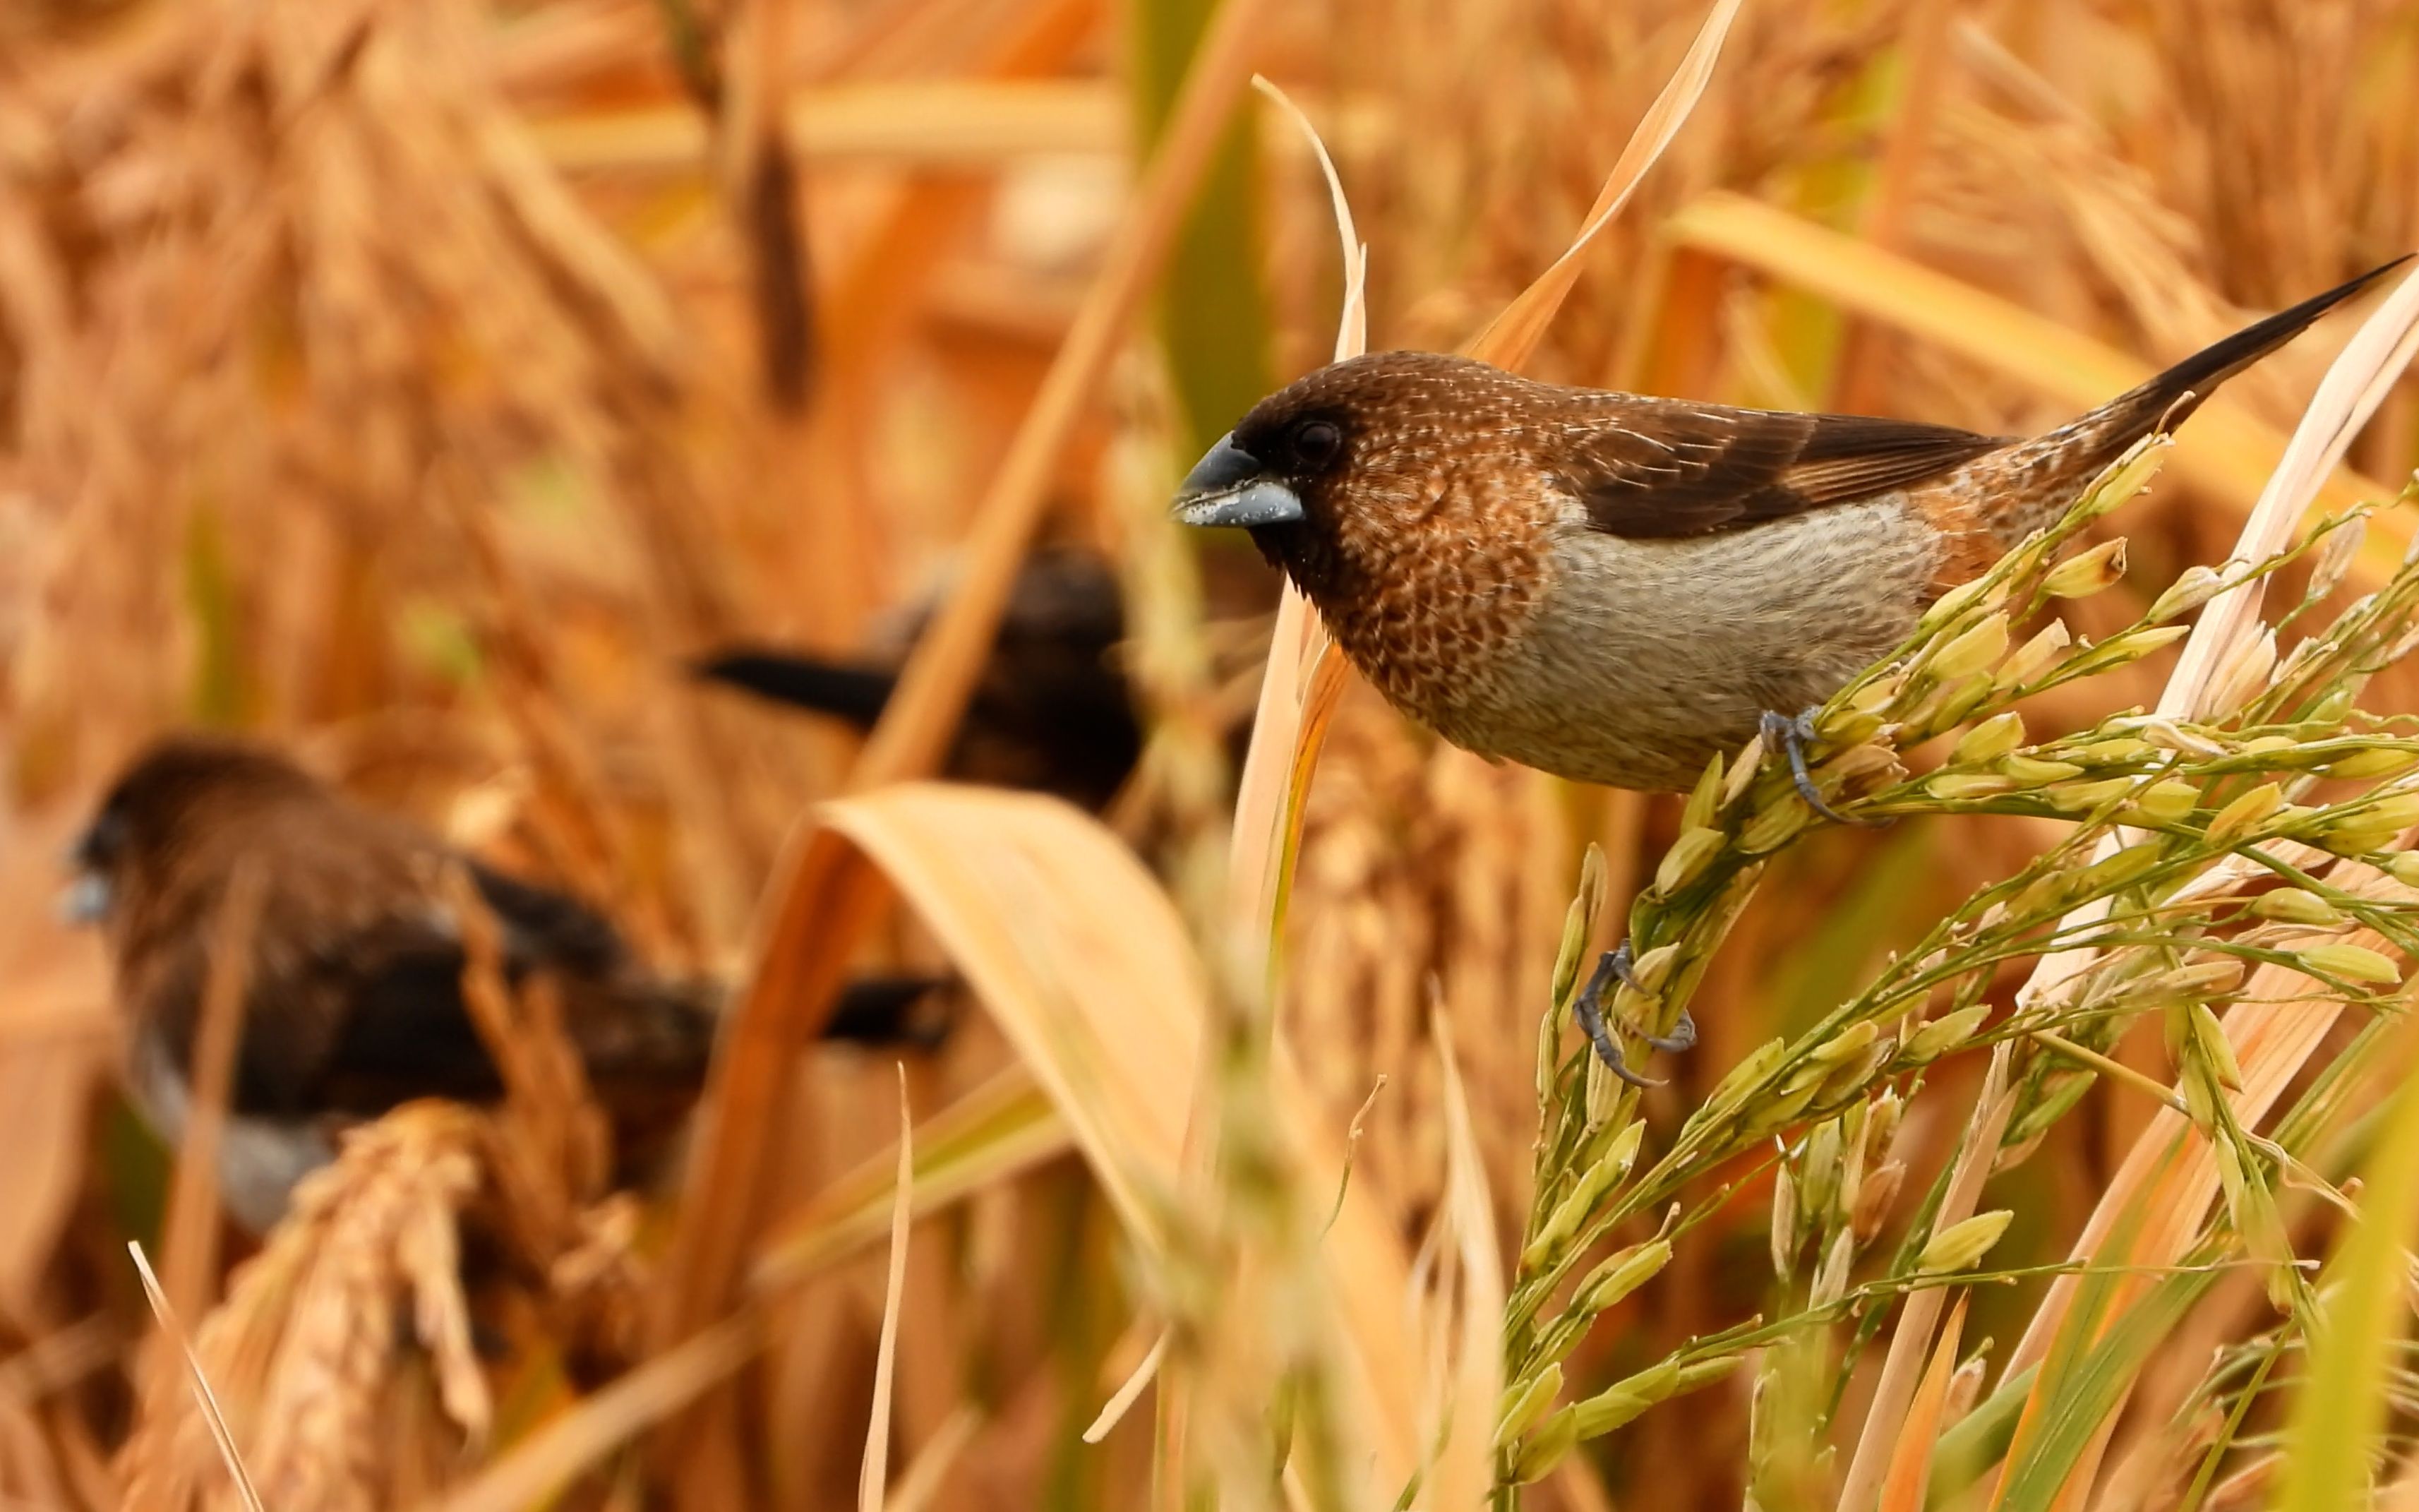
74,810,126,869
1291,419,1342,469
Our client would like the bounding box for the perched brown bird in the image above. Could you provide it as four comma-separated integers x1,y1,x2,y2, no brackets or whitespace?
692,547,1143,811
1174,258,2406,1075
66,736,942,1230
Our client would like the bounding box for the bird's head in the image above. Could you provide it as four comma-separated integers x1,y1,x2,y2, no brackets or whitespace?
1172,350,1546,599
64,736,316,928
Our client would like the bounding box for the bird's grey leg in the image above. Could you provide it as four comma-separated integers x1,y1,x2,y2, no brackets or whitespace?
1575,944,1657,1086
1573,941,1694,1084
1758,707,1879,827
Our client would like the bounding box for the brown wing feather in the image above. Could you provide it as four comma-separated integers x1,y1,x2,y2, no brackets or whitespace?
1552,402,2007,540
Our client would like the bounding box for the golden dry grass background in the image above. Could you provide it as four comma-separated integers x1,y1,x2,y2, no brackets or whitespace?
5,0,2419,1507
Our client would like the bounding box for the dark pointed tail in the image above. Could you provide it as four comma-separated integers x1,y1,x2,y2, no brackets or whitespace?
2046,256,2411,466
580,973,955,1091
690,647,899,730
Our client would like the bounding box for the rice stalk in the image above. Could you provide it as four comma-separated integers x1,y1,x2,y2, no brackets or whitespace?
1986,254,2419,1503
125,1242,265,1512
150,860,263,1343
1426,1018,1501,1507
1133,0,1273,459
122,1105,491,1512
1500,355,2419,1499
1826,0,1956,415
1835,1048,2018,1512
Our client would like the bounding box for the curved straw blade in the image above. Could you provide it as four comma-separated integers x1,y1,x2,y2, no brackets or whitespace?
1251,76,1366,364
1082,1328,1171,1444
1463,0,1743,370
1225,78,1364,954
755,1068,1067,1288
1226,0,1745,952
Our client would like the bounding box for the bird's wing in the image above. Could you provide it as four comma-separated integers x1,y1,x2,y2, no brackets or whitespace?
466,862,628,976
227,835,618,1114
1551,402,2006,539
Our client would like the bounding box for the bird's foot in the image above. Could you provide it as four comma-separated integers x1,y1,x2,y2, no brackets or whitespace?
1650,1007,1699,1055
1572,941,1698,1086
1758,707,1883,828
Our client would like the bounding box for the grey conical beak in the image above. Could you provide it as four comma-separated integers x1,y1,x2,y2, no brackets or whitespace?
59,870,110,926
1172,433,1304,529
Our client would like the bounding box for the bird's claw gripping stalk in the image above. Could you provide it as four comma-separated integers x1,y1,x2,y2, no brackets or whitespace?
1573,940,1698,1086
1759,707,1883,828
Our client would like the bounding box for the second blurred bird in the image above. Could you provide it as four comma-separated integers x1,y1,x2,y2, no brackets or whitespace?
691,546,1144,811
65,735,944,1232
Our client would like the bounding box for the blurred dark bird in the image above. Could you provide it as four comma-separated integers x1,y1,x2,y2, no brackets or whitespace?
692,547,1142,811
1174,258,2406,1079
66,736,944,1230
1175,260,2405,795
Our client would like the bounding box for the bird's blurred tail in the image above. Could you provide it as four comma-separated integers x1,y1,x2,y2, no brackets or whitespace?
576,972,954,1096
689,648,899,729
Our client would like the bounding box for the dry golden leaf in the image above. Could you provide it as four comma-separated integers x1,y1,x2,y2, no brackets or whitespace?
2155,258,2419,713
817,782,1423,1489
1464,0,1744,369
822,786,1194,1243
527,82,1124,173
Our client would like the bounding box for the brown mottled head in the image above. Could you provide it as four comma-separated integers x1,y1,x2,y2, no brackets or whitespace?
65,736,320,930
1170,351,1540,601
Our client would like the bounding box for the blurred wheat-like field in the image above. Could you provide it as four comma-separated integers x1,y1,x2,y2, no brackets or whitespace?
12,0,2419,1508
